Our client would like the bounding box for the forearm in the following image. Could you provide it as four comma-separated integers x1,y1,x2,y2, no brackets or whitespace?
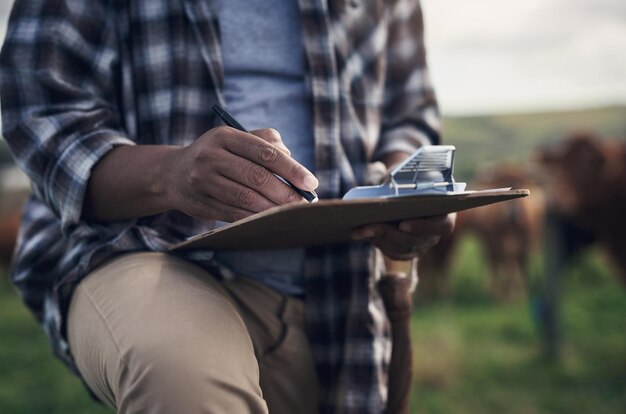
83,144,180,222
82,127,318,224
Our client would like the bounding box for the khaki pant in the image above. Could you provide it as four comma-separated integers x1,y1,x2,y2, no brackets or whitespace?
67,252,319,413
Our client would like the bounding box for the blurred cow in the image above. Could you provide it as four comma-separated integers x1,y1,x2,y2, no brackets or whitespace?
418,162,545,302
0,166,30,270
536,131,626,285
0,210,20,268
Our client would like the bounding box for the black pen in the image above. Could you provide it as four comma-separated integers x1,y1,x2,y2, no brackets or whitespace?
212,103,319,203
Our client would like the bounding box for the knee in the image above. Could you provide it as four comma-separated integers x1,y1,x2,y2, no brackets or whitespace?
116,299,266,413
70,253,268,412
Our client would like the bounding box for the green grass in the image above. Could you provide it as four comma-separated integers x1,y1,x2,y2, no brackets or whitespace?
0,275,110,414
1,237,624,413
409,237,626,414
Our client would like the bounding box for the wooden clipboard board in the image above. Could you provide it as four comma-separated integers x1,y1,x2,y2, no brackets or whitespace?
171,189,529,251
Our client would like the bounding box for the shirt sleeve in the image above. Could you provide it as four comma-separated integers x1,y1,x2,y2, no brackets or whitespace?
373,0,440,161
0,0,135,229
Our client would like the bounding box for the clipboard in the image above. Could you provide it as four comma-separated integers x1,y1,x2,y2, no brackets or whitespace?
172,146,529,251
172,188,529,251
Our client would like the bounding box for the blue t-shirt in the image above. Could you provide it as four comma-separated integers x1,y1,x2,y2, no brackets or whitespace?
212,0,315,296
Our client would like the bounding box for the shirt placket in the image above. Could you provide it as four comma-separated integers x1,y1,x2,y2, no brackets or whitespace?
298,0,342,200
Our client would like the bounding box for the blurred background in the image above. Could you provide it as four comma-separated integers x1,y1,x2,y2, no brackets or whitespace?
1,0,625,413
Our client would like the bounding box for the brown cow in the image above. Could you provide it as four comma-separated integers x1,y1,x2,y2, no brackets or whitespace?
536,131,626,285
417,162,545,302
0,211,20,269
0,166,30,271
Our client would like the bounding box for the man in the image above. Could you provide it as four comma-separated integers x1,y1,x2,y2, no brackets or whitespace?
0,0,453,412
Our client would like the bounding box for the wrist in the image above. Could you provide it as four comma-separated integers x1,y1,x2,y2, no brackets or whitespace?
83,144,184,222
153,145,184,214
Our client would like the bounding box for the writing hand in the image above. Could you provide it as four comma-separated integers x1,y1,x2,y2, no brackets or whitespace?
167,126,318,222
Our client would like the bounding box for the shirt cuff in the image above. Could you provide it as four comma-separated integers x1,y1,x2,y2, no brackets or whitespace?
44,131,136,230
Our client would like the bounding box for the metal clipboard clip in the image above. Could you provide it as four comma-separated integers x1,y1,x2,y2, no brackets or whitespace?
342,145,467,200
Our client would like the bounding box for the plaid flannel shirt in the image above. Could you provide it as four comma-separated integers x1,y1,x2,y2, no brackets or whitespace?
0,0,439,412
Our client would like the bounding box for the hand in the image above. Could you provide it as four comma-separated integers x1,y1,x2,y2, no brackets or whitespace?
166,126,318,222
351,214,456,260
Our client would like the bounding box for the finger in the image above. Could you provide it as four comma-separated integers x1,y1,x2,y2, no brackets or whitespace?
250,128,291,156
352,224,440,257
198,174,280,213
375,226,426,252
352,224,415,250
398,213,456,237
220,128,318,192
216,155,308,205
378,235,441,260
185,194,256,223
351,224,388,240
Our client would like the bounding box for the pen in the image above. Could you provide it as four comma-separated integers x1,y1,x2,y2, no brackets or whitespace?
212,103,319,203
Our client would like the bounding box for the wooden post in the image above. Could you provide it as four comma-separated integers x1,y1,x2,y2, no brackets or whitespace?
379,263,414,414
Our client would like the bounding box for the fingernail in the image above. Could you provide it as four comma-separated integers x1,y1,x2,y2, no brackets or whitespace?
399,222,412,232
303,175,319,190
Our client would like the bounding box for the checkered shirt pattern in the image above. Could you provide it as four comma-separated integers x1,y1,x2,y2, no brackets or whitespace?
0,0,439,412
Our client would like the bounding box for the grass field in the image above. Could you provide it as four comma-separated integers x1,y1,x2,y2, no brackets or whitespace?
0,275,110,414
1,236,624,413
409,237,626,413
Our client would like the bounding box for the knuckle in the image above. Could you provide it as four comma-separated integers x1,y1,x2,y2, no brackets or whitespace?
188,169,204,190
202,128,222,147
245,164,271,187
191,149,205,164
190,145,217,165
266,128,281,142
236,189,257,209
254,128,281,143
257,144,279,164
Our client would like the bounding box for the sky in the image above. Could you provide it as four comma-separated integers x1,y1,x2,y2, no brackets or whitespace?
422,0,626,114
0,0,625,116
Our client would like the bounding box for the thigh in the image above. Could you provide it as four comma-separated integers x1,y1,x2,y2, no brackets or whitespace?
222,276,320,414
67,252,268,414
